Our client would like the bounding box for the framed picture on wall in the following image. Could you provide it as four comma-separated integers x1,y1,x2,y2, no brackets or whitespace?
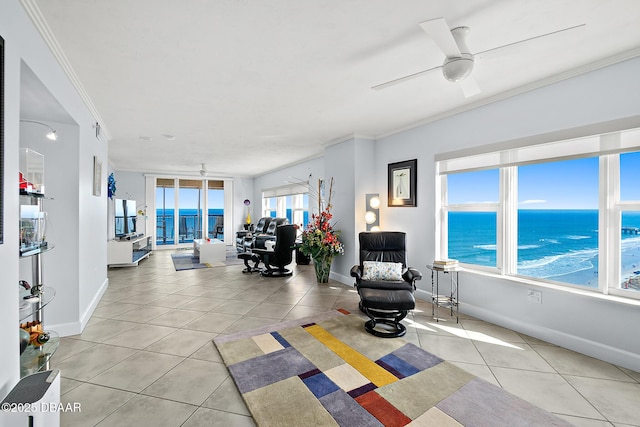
388,159,417,207
93,156,102,196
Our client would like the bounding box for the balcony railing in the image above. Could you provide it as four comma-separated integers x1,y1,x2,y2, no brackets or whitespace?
156,213,223,245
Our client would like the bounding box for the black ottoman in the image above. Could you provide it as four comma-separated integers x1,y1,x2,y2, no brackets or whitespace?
237,252,261,273
359,288,415,338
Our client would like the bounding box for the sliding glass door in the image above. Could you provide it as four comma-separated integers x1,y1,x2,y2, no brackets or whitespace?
155,178,226,246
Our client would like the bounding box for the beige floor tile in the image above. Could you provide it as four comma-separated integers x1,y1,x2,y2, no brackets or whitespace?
474,341,556,372
190,340,223,363
460,318,527,343
533,344,634,381
182,407,256,427
451,362,500,386
201,376,251,415
60,383,135,427
220,315,279,334
55,343,137,381
60,377,83,396
50,337,96,364
178,296,227,311
491,366,604,419
92,302,142,319
146,329,217,357
565,375,640,425
142,358,229,405
214,299,260,315
146,308,206,328
245,302,294,319
73,319,139,343
183,312,242,333
103,324,177,349
110,304,172,322
96,394,197,427
418,334,486,365
147,293,197,308
88,351,184,392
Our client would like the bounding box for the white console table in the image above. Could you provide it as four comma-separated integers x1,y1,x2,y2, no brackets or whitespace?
108,235,152,267
194,239,225,264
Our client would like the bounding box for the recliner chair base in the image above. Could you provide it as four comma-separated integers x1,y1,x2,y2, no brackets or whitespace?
260,268,292,277
238,253,261,274
359,288,415,338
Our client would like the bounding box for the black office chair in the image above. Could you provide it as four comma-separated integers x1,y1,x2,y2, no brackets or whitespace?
253,224,297,277
351,232,421,337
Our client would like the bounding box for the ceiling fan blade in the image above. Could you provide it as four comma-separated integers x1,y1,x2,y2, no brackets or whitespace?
459,75,481,98
372,65,441,90
419,18,461,58
475,23,586,57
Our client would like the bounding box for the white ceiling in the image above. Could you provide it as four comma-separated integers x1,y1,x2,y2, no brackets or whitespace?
24,0,640,177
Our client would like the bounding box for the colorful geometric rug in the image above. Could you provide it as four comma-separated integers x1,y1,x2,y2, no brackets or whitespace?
214,310,571,427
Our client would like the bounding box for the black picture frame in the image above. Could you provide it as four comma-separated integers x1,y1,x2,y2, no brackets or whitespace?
388,159,417,207
0,35,4,244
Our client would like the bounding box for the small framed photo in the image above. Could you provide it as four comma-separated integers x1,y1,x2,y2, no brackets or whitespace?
93,156,102,196
388,159,417,207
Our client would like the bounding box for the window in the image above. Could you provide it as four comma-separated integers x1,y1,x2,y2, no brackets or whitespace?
262,183,311,227
437,127,640,299
517,158,599,288
155,178,226,246
618,152,640,294
445,169,499,268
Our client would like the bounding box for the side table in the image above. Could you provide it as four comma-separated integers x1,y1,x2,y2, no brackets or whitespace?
426,265,462,323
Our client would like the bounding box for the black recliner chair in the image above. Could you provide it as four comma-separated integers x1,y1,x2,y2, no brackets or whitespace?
236,217,272,253
351,232,421,338
252,224,297,277
237,217,289,273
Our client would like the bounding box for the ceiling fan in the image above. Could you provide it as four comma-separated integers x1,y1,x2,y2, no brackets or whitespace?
372,18,585,97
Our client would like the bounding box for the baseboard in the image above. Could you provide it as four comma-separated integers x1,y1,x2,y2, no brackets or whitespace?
415,289,640,372
329,271,351,287
45,278,109,337
79,277,109,331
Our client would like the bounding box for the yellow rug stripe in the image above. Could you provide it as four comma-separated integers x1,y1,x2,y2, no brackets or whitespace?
305,324,398,387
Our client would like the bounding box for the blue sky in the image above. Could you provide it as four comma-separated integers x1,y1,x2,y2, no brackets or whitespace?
448,153,640,208
156,187,225,210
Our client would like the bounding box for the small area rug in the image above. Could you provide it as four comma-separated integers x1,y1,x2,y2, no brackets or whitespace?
214,310,571,426
171,249,245,271
171,253,211,271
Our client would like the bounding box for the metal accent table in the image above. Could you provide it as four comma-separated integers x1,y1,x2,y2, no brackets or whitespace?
427,265,462,323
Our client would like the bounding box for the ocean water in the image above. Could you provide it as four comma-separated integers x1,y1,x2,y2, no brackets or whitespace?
448,210,640,287
155,209,309,243
156,208,223,242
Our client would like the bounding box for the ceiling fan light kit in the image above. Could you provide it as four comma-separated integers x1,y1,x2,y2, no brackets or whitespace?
374,17,584,98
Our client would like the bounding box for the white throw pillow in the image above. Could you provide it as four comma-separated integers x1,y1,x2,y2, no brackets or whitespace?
361,261,403,281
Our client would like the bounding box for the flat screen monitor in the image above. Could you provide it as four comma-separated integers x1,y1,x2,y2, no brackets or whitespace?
115,198,136,237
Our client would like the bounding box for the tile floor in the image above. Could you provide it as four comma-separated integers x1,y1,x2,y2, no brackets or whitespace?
53,250,640,426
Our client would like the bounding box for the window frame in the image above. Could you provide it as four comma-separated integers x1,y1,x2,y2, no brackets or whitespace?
437,127,640,300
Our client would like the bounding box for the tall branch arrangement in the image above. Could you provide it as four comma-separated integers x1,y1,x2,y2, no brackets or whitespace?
299,177,344,259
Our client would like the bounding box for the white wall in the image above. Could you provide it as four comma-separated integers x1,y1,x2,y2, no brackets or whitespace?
1,0,109,398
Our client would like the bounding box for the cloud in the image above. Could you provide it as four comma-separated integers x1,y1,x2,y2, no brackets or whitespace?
520,199,547,205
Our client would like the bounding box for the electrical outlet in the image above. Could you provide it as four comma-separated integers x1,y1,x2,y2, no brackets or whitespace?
527,289,542,304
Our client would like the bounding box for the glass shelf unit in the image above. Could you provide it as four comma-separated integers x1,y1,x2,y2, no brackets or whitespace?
19,331,60,378
19,287,56,322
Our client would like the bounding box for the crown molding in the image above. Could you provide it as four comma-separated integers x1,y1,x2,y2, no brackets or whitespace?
20,0,112,140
